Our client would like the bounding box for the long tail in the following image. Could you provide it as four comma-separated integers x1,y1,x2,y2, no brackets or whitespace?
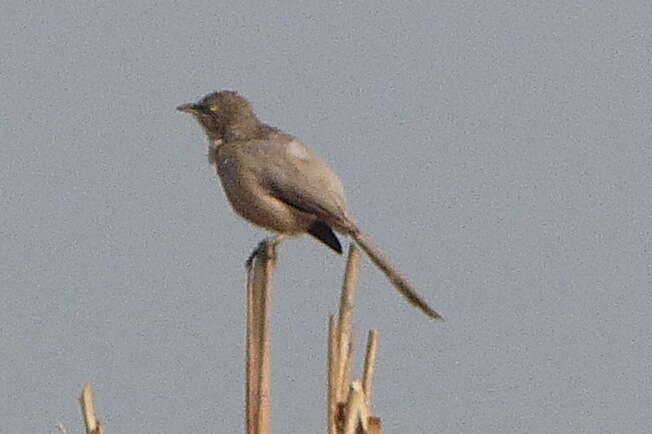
350,229,443,321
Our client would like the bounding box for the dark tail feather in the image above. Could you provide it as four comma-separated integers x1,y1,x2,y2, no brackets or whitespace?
307,221,343,254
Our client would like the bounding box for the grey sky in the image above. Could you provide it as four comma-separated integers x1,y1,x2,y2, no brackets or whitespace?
2,1,651,433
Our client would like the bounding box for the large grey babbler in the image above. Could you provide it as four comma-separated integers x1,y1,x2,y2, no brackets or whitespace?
178,90,442,320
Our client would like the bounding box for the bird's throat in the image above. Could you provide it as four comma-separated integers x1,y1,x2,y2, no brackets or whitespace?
207,138,224,166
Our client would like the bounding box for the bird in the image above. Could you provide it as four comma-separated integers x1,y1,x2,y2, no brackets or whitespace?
177,90,442,320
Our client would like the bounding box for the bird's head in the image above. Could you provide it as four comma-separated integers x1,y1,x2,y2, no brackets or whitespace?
177,90,260,141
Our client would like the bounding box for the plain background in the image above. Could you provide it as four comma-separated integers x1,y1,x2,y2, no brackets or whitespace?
2,2,651,433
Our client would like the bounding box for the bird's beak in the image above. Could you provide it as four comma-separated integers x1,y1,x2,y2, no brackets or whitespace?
176,103,199,113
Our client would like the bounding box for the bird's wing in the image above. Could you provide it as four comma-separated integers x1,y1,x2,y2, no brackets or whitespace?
257,138,349,225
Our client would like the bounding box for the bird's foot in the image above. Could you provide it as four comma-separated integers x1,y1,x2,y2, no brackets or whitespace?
245,235,285,269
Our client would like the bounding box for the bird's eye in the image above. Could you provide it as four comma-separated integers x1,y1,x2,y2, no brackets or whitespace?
208,104,220,112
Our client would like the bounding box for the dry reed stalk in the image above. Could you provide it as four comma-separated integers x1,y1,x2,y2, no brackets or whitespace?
327,315,338,434
327,244,384,434
79,383,104,434
245,258,257,434
245,240,276,434
342,329,354,400
362,330,379,405
336,245,361,402
367,417,384,434
343,381,367,434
